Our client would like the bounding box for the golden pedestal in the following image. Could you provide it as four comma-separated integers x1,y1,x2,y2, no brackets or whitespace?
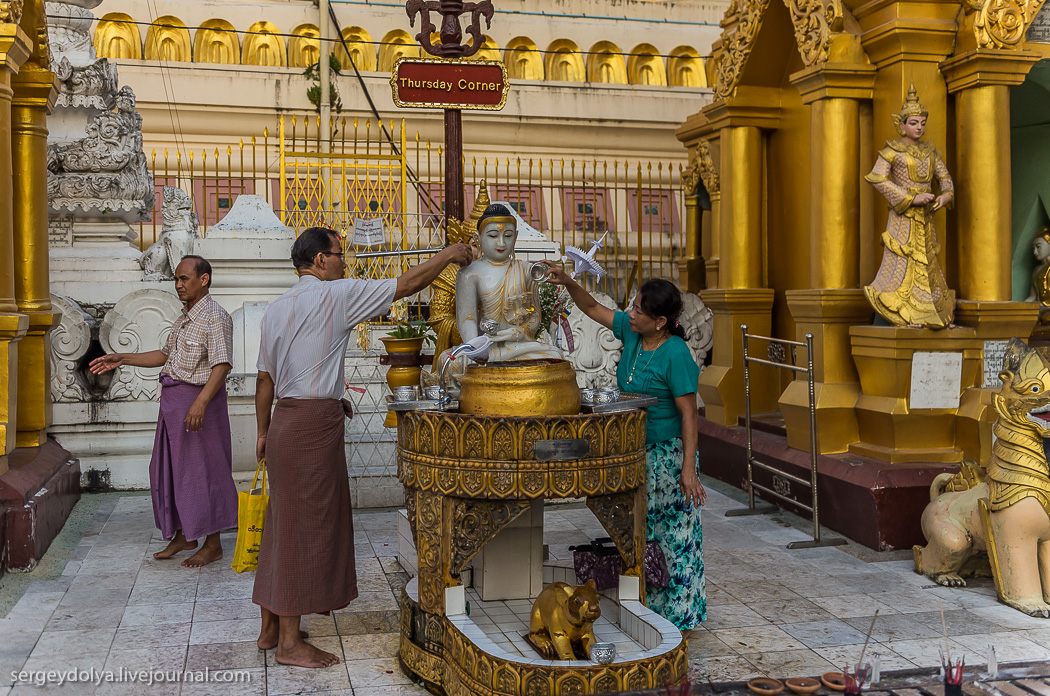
698,288,776,426
15,310,58,448
396,408,688,695
0,312,29,470
780,289,873,454
849,325,981,463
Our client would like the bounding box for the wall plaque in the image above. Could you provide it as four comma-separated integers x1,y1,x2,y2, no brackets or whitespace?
534,439,591,461
1028,3,1050,43
910,352,963,410
983,340,1010,389
391,57,508,110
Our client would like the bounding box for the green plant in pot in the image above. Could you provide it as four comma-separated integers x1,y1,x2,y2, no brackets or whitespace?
381,320,434,426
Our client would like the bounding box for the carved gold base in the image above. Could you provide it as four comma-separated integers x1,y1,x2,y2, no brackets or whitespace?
399,590,689,696
780,289,872,454
849,325,982,464
0,312,29,468
697,288,775,426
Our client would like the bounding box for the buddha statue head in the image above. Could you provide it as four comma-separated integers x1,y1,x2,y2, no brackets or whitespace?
477,203,517,264
1034,228,1050,264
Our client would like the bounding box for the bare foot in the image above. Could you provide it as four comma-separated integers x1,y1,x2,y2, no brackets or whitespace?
182,545,222,568
275,640,339,668
257,629,310,650
153,533,197,560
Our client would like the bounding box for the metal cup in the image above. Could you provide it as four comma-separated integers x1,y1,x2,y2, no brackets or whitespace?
393,386,418,402
529,262,551,282
600,387,620,402
580,388,596,405
424,385,442,400
589,642,616,665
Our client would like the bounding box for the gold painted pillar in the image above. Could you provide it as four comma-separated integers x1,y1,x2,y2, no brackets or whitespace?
679,192,704,293
11,65,57,448
705,189,721,289
695,98,780,425
780,64,876,453
941,49,1040,463
0,23,32,469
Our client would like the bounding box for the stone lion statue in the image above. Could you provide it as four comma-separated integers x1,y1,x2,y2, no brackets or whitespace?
139,186,198,280
913,338,1050,617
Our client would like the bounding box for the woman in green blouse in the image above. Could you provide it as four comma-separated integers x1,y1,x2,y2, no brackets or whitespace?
543,263,707,632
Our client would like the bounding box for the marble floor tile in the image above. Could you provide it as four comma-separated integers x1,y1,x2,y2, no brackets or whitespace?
267,661,352,695
843,613,945,642
739,648,839,678
45,604,125,632
907,609,1006,638
970,605,1050,630
109,622,191,651
189,618,260,645
686,630,742,659
812,644,915,673
780,620,870,648
102,645,188,672
691,655,764,681
194,581,255,602
711,625,808,653
120,603,196,627
29,628,116,659
952,631,1050,662
750,598,836,624
701,602,772,630
880,637,970,668
807,595,901,619
185,641,266,671
345,657,414,689
339,632,400,660
192,598,259,622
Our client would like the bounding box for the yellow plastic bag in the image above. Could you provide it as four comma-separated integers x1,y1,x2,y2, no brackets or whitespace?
231,459,268,573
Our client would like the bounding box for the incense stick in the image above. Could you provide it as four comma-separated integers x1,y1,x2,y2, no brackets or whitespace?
857,609,879,669
939,600,950,661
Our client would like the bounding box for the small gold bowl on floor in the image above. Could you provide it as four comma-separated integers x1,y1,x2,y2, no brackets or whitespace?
748,678,785,696
786,677,822,695
821,672,847,692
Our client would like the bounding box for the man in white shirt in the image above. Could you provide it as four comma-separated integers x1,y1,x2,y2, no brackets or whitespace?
253,226,471,668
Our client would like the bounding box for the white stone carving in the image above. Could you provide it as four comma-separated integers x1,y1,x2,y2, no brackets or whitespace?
46,0,103,68
49,293,95,402
139,187,199,280
47,86,155,223
568,291,623,389
99,289,182,401
680,291,714,372
52,56,119,110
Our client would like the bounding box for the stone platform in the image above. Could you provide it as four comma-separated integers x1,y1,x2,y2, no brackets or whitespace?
0,440,80,574
697,416,955,550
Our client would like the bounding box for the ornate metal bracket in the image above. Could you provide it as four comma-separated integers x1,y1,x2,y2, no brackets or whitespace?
405,0,494,58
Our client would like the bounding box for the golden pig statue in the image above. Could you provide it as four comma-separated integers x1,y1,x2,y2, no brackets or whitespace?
913,338,1050,617
527,580,602,660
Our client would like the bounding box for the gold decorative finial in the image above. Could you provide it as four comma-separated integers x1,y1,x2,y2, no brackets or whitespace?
892,85,928,134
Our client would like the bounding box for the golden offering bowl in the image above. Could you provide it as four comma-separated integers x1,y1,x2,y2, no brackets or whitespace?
459,358,581,417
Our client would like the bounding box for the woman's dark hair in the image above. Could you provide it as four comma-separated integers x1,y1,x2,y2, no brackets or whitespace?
639,279,686,339
291,227,341,270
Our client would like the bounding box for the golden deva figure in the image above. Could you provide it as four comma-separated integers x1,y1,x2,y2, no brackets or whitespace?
864,85,955,329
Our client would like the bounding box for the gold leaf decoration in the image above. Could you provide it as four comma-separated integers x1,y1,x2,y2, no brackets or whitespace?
0,0,23,24
966,0,1046,49
714,0,772,99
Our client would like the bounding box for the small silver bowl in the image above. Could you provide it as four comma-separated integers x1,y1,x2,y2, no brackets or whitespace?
580,388,596,405
392,386,418,402
589,642,615,665
593,388,619,405
424,385,443,400
529,262,551,282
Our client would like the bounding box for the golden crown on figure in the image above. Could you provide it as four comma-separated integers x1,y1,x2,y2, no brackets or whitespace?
892,85,929,135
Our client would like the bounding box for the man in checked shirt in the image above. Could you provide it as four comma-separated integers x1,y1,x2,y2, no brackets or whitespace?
90,255,238,568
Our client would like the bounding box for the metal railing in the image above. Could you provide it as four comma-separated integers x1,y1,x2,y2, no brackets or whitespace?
725,325,846,550
136,113,689,306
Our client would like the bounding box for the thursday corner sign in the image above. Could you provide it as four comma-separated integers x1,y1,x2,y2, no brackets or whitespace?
391,57,508,111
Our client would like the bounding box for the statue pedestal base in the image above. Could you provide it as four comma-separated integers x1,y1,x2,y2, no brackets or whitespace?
848,325,981,464
780,289,872,454
697,416,954,549
0,439,80,574
698,288,776,426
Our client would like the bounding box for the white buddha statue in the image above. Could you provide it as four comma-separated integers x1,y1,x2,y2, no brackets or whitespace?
454,203,565,363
